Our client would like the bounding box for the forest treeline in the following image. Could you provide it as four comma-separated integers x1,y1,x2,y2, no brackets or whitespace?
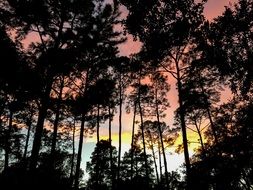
0,0,252,189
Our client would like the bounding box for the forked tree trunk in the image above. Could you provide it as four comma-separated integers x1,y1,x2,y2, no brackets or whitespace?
193,118,205,152
155,89,169,188
199,77,219,145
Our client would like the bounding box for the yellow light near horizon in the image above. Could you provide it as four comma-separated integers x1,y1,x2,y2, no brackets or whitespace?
173,129,205,153
85,128,204,155
85,132,132,145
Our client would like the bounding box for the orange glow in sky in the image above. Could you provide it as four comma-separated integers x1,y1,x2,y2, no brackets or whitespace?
16,0,238,174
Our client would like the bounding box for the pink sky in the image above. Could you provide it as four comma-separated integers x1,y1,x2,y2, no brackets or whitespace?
95,2,236,174
204,0,237,20
16,0,238,176
84,0,239,178
118,0,238,57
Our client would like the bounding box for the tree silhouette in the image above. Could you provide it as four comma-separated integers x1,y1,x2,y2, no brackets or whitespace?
120,1,207,187
0,0,253,189
120,139,154,190
86,140,117,190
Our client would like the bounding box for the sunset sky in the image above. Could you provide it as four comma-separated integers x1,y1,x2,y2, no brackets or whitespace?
79,0,237,180
17,0,238,181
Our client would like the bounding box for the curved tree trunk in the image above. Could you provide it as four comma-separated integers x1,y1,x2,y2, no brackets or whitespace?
74,115,85,190
74,69,90,189
30,80,52,171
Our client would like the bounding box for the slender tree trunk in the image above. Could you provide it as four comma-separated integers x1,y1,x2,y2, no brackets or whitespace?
51,78,64,166
176,73,191,188
193,118,205,152
74,115,85,190
23,119,32,160
30,81,52,170
206,106,218,143
158,140,163,181
109,106,112,162
95,105,100,189
74,69,90,189
4,110,13,170
155,89,169,188
69,118,76,187
199,78,219,144
149,132,159,184
96,105,100,143
130,102,137,180
117,75,123,182
108,106,114,190
138,77,150,185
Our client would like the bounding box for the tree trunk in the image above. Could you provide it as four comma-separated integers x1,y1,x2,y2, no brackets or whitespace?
30,81,52,171
51,78,64,167
108,106,115,190
69,118,76,187
193,118,205,152
199,77,219,145
74,115,85,190
96,105,100,143
177,77,191,188
4,110,13,170
138,77,150,185
95,105,100,189
23,119,32,161
130,101,137,180
149,132,159,184
173,59,191,189
74,69,90,189
117,75,123,182
158,140,163,181
155,89,169,188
